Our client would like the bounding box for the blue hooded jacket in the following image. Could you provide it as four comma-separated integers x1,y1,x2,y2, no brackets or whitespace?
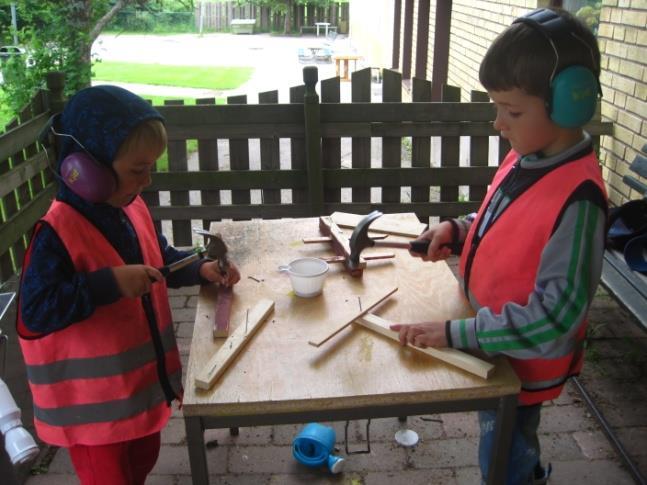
20,86,203,334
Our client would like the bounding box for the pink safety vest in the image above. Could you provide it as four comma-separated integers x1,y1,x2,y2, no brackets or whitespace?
459,150,607,404
17,197,182,446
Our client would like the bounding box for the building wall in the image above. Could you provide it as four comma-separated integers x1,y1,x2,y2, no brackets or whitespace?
348,0,393,69
597,1,647,206
446,0,550,100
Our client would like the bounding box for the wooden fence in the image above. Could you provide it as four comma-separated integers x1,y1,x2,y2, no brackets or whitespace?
195,1,349,33
0,68,613,284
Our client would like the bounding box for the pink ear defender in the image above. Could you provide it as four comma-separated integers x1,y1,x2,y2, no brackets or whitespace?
45,122,117,204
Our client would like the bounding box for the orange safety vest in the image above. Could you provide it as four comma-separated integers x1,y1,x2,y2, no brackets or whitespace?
17,197,183,446
459,150,606,405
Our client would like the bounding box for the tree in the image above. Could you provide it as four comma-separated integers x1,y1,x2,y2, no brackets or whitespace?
0,0,152,114
242,0,335,35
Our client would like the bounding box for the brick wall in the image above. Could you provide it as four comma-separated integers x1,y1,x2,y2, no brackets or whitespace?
446,1,550,100
598,0,647,206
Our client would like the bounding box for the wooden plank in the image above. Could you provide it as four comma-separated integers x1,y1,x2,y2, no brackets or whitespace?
351,68,372,203
164,99,191,245
0,150,48,199
258,90,281,204
440,85,461,214
411,78,432,205
156,104,303,126
330,211,426,237
195,299,275,390
308,286,398,347
227,95,251,211
213,287,234,338
0,113,49,163
382,69,402,204
149,169,307,191
469,90,491,202
290,85,307,205
303,67,324,216
318,215,366,275
196,97,220,231
323,166,498,188
321,75,342,204
167,123,305,140
356,313,494,379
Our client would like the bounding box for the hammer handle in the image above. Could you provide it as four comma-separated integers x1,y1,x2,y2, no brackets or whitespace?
373,240,460,255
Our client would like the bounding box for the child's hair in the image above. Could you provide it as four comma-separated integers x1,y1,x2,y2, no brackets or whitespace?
115,119,167,161
479,8,600,100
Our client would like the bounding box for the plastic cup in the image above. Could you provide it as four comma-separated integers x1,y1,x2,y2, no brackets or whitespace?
278,258,329,298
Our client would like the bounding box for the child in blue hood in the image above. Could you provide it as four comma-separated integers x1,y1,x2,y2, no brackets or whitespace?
17,85,240,485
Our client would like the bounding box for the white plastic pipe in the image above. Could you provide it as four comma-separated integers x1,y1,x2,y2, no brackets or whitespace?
0,378,38,465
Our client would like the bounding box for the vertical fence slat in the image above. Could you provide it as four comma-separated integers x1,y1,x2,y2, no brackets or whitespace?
0,119,21,278
411,77,432,208
382,69,402,204
351,68,372,203
258,90,281,205
303,67,323,215
321,75,341,204
440,85,460,216
289,85,307,204
165,99,191,245
197,97,220,230
469,90,491,203
227,95,251,217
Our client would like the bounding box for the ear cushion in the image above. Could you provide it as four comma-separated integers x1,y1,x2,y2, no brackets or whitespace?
550,65,599,128
59,152,117,203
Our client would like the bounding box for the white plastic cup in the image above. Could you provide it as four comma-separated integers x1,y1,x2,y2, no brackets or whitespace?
278,258,329,297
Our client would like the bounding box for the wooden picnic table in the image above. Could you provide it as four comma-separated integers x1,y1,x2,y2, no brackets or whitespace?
182,217,520,484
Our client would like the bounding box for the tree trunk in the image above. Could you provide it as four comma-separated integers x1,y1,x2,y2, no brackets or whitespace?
283,0,293,34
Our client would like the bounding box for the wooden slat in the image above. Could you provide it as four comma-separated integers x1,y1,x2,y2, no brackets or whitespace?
149,203,310,221
321,76,341,203
411,77,432,206
323,166,498,188
149,169,307,191
355,313,495,379
320,102,497,123
165,100,192,245
0,185,55,258
382,69,402,203
156,104,303,126
323,201,484,218
258,90,281,204
227,95,251,213
440,85,461,214
167,123,305,140
0,151,48,199
196,97,220,231
351,68,372,203
290,85,307,205
0,113,50,162
469,90,491,202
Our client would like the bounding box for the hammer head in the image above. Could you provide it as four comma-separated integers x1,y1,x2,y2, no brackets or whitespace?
193,228,230,274
348,210,383,267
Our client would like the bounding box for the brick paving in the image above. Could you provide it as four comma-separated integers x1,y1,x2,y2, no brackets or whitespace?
0,257,641,485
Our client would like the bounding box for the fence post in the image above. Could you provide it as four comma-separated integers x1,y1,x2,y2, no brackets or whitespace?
303,66,324,216
45,71,66,114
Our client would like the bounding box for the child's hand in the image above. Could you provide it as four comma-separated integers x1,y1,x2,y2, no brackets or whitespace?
390,321,448,348
200,261,241,287
112,264,163,298
411,221,454,262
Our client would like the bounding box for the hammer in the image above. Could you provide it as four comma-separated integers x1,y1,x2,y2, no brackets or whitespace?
348,210,458,269
193,228,230,275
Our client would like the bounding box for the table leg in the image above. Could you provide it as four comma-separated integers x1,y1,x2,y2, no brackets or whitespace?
486,394,517,485
325,25,328,37
316,25,320,36
185,416,209,485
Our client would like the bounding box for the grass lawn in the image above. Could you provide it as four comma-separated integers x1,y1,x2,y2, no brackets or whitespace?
93,61,253,90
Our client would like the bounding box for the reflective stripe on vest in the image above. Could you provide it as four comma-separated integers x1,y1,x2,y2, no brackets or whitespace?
459,150,606,405
17,197,182,446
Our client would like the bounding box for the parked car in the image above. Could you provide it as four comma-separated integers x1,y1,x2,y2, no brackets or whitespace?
0,45,26,59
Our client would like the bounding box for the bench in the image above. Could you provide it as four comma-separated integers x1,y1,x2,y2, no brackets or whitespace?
600,143,647,332
231,18,256,35
300,25,317,35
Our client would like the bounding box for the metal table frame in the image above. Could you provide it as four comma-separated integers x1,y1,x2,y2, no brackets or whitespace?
184,393,517,484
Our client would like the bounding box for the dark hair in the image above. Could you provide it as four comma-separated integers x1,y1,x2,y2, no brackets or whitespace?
479,8,600,100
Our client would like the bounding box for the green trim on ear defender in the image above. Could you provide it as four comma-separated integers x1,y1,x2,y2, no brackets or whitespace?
550,65,599,128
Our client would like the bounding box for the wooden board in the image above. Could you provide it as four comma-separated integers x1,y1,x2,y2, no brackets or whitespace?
195,299,274,390
355,313,494,379
213,286,234,338
331,211,427,238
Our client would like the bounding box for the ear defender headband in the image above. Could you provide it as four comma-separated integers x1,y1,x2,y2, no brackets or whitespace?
513,8,602,128
39,115,117,204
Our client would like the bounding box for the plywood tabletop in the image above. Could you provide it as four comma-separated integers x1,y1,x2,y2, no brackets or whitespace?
183,218,519,417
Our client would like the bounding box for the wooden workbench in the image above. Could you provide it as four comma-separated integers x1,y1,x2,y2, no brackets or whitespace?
183,218,520,484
